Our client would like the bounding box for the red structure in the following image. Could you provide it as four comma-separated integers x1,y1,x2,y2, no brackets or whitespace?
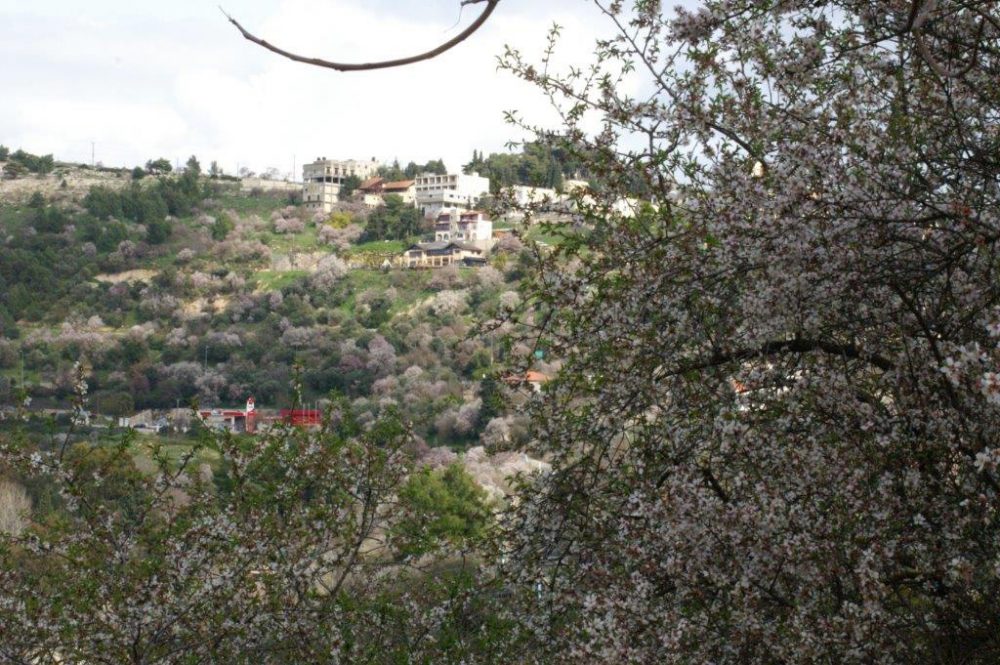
503,371,550,393
199,397,257,434
280,409,322,427
196,398,327,433
245,397,257,433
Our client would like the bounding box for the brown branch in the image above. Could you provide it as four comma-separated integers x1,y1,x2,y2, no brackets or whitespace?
700,466,730,503
910,0,987,80
221,1,501,73
666,339,895,378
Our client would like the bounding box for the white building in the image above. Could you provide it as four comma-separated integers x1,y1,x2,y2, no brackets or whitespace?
303,157,381,213
434,211,494,251
415,172,490,218
503,185,558,207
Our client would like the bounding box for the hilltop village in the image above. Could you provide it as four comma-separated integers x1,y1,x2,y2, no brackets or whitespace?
295,155,595,268
0,146,577,450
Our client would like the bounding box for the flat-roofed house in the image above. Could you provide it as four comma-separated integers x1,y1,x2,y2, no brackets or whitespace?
403,241,485,268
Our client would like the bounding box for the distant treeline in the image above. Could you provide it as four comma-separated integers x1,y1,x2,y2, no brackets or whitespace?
377,159,448,181
0,146,55,178
84,157,211,244
361,194,424,242
462,141,588,192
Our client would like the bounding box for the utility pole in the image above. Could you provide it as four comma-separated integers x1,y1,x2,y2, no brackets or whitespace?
91,142,95,167
292,155,296,182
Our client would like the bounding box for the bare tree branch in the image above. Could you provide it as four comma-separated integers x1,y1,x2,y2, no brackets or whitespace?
659,338,896,380
221,0,501,73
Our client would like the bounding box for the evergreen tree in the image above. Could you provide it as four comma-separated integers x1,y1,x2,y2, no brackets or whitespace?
145,158,172,174
339,174,362,200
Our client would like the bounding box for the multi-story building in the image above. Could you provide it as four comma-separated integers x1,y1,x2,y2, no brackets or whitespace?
434,210,494,251
415,172,490,218
302,157,381,213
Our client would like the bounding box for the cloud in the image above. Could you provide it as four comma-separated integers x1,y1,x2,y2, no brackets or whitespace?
14,101,189,166
1,0,618,176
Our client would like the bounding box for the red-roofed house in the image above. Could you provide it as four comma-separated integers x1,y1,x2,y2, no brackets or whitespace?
503,371,551,393
359,177,417,208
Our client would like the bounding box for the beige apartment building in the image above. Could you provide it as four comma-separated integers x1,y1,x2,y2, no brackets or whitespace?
302,157,381,213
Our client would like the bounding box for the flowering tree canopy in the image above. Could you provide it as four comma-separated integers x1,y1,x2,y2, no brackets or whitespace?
0,377,485,662
3,1,999,662
495,0,1000,661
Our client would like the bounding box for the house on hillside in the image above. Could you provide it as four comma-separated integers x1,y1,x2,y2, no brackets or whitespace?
503,371,550,394
434,211,494,251
502,185,558,207
403,241,485,268
415,172,490,218
358,177,417,208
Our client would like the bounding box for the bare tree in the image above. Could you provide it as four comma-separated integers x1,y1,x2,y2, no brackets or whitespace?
223,0,501,72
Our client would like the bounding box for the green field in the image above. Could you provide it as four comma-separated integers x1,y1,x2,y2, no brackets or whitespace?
129,435,222,473
348,239,412,255
253,270,309,291
214,190,293,218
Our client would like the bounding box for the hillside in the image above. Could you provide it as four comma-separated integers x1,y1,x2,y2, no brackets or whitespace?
0,159,540,451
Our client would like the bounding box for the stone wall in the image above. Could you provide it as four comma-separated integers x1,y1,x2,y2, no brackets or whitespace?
239,178,300,194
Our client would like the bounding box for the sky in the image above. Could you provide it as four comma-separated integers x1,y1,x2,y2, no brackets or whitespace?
0,0,626,179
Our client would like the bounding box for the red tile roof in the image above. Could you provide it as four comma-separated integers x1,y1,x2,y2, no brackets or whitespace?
359,177,383,191
503,371,551,384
